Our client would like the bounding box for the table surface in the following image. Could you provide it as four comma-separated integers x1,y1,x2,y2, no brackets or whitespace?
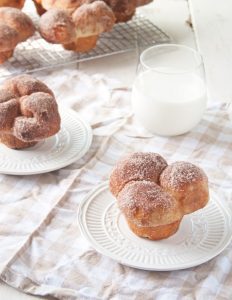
1,0,231,299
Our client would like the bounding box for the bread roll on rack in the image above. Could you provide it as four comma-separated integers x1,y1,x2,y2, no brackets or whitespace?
109,152,209,240
39,1,115,52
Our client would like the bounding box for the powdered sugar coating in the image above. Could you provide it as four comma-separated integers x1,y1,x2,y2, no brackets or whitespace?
160,161,208,192
117,180,182,227
109,152,168,196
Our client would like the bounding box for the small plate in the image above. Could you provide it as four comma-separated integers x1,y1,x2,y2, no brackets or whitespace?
0,107,92,175
78,182,232,271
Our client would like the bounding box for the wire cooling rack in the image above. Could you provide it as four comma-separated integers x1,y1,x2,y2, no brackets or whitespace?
0,15,170,78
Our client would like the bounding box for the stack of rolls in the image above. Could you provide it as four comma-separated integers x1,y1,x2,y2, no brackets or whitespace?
109,152,209,240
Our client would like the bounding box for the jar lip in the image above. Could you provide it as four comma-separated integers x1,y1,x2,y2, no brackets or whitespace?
140,44,204,75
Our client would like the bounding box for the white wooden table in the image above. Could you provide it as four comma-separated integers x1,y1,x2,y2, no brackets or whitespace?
1,0,231,298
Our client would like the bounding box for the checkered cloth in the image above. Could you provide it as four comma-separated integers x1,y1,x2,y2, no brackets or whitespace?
0,69,231,300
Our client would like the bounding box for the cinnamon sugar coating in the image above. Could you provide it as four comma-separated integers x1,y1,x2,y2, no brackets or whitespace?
32,0,47,15
0,74,60,149
38,0,152,51
109,152,168,197
135,0,152,7
118,180,182,227
160,161,209,214
0,7,35,63
127,218,182,240
39,8,76,44
40,0,141,22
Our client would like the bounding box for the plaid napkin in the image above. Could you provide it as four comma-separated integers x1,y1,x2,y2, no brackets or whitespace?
0,69,231,300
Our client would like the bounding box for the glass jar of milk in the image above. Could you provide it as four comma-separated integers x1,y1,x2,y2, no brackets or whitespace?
131,44,207,136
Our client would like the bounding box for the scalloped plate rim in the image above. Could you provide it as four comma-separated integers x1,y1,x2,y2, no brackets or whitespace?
78,182,232,271
0,107,92,175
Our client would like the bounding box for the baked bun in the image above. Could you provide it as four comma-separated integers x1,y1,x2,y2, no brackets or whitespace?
109,152,209,240
160,161,209,214
127,219,182,240
118,181,182,227
118,181,183,240
0,0,25,9
35,0,152,23
38,0,137,22
39,1,115,52
0,74,61,149
110,152,167,197
0,7,35,63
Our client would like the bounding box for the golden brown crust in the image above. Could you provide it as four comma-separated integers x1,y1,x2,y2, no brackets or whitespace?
117,180,183,227
0,8,35,63
0,74,61,149
0,133,37,149
39,1,115,52
0,0,25,9
160,161,209,215
37,0,149,23
63,35,98,52
127,219,182,240
109,152,168,197
39,9,76,44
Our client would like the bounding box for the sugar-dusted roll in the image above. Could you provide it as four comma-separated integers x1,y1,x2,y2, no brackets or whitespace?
160,161,209,215
0,74,61,149
109,152,209,240
109,152,168,197
39,1,115,52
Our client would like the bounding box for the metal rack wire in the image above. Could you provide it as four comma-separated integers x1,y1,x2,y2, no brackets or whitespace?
0,15,170,78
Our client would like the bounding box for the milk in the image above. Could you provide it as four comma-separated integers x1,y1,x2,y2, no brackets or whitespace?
131,70,207,136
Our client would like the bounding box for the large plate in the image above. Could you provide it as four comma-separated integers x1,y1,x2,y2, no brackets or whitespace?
0,107,92,175
78,182,232,271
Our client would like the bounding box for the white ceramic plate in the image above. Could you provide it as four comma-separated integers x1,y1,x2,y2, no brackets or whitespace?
0,107,92,175
78,182,232,271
